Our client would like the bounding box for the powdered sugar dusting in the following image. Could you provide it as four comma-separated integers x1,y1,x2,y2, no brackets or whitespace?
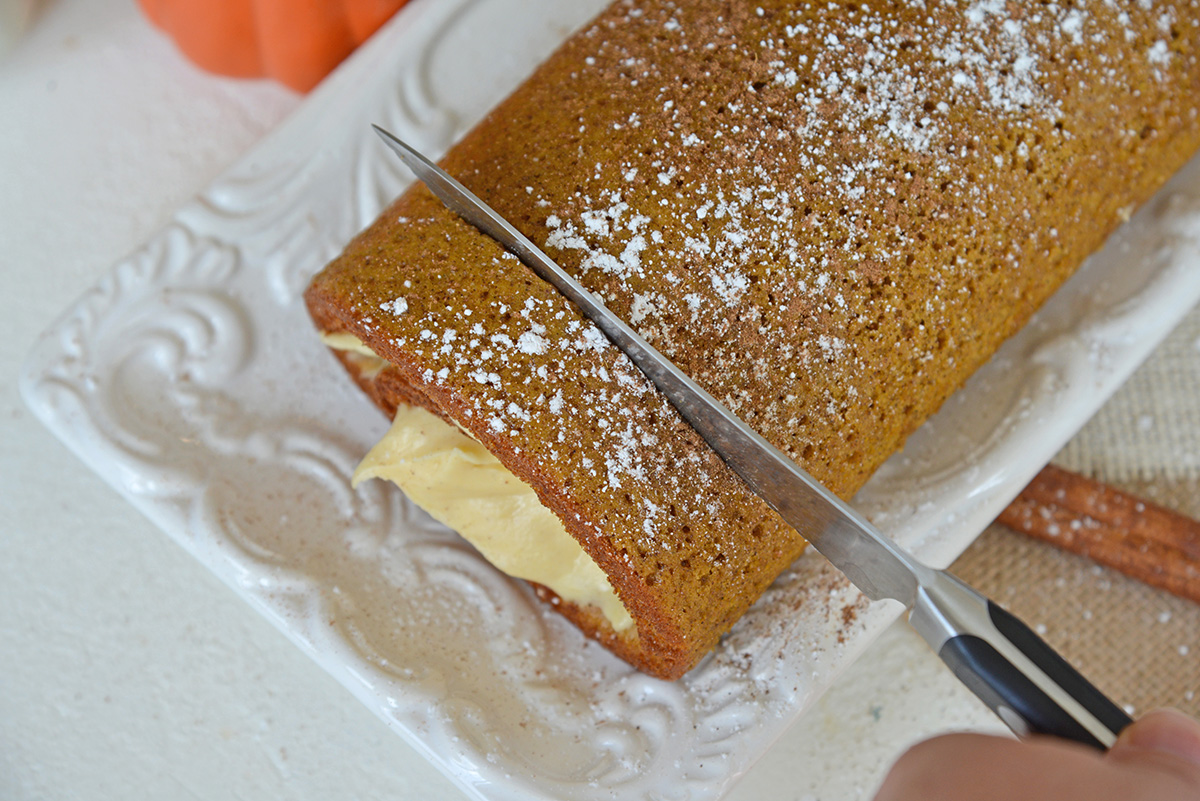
380,297,408,316
324,0,1200,667
516,0,1199,491
420,0,1193,583
517,331,550,355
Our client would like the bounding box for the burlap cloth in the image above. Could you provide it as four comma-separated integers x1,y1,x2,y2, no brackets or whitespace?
950,304,1200,718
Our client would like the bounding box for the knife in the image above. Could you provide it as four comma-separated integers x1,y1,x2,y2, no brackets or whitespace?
372,125,1133,749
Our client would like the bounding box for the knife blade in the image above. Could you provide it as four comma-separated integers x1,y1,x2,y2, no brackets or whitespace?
372,124,1133,748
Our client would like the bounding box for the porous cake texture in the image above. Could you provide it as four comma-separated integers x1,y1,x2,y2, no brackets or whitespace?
306,0,1200,679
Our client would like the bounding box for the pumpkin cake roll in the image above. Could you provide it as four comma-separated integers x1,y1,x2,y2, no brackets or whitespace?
305,0,1200,679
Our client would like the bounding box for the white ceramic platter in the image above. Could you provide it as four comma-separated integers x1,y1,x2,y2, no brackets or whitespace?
20,0,1200,798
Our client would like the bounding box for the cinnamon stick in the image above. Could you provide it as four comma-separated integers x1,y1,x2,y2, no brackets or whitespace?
997,465,1200,604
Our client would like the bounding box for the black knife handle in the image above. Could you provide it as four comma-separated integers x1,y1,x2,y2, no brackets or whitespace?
912,571,1132,748
939,601,1132,747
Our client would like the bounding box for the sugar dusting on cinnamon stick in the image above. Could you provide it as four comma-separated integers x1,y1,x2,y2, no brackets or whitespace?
998,465,1200,605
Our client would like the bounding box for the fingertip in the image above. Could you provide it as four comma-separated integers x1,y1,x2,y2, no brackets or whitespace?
1113,708,1200,767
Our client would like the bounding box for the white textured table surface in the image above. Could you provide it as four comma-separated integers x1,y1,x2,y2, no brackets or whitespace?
0,2,999,799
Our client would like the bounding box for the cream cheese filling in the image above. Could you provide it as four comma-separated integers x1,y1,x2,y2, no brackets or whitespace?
321,333,633,632
320,332,390,379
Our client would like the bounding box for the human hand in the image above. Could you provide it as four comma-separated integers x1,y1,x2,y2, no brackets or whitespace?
873,708,1200,801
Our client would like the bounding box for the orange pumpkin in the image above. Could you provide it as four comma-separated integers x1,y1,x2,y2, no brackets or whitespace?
138,0,410,92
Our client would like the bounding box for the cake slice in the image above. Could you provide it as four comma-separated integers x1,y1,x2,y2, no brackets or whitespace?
305,0,1200,679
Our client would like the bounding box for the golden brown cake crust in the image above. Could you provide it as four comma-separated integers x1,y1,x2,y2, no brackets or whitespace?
306,0,1200,679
